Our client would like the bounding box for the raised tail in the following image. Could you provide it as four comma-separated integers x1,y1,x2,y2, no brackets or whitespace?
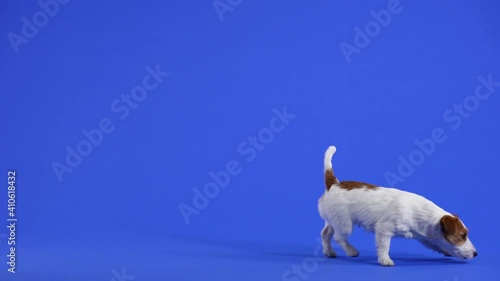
324,146,339,190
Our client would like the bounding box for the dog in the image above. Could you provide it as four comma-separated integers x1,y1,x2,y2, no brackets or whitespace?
318,146,477,266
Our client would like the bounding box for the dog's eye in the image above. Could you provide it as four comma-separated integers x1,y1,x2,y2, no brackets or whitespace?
461,233,467,240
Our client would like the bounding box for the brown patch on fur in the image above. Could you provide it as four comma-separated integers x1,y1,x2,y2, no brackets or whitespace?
440,215,468,246
325,168,339,191
338,181,378,190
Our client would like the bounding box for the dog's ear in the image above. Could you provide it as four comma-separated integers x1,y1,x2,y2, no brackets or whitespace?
452,213,460,218
440,215,458,235
440,215,468,245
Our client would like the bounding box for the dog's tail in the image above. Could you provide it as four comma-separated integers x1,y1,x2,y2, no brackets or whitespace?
324,146,339,190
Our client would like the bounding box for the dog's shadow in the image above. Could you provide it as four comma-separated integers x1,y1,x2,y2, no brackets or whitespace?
163,233,468,266
260,249,467,266
324,255,466,266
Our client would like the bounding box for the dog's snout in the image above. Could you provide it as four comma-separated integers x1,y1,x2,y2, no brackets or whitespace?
473,251,478,257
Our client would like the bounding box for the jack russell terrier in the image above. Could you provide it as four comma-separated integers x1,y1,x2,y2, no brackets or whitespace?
318,146,477,266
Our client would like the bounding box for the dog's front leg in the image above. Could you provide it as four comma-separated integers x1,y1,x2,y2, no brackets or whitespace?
375,232,394,266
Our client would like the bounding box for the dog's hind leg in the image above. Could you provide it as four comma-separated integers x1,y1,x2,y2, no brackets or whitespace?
332,220,359,257
321,221,337,257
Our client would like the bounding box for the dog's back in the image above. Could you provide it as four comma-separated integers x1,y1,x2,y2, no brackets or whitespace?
319,183,446,236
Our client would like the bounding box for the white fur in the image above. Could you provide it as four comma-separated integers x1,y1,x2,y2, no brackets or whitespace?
324,146,336,172
318,146,477,266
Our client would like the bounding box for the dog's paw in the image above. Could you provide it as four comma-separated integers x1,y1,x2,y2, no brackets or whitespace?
378,257,395,267
323,248,337,258
346,248,359,257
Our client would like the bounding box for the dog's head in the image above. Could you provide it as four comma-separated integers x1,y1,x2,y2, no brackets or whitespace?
436,214,477,259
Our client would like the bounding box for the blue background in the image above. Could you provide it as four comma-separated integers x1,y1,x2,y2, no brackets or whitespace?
1,0,499,280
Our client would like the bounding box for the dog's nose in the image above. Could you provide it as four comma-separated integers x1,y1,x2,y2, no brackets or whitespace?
473,252,478,257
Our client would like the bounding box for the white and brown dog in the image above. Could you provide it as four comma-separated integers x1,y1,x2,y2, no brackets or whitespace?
318,146,477,266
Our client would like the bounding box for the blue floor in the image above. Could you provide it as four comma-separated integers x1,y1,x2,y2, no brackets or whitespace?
1,0,499,280
4,234,500,281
